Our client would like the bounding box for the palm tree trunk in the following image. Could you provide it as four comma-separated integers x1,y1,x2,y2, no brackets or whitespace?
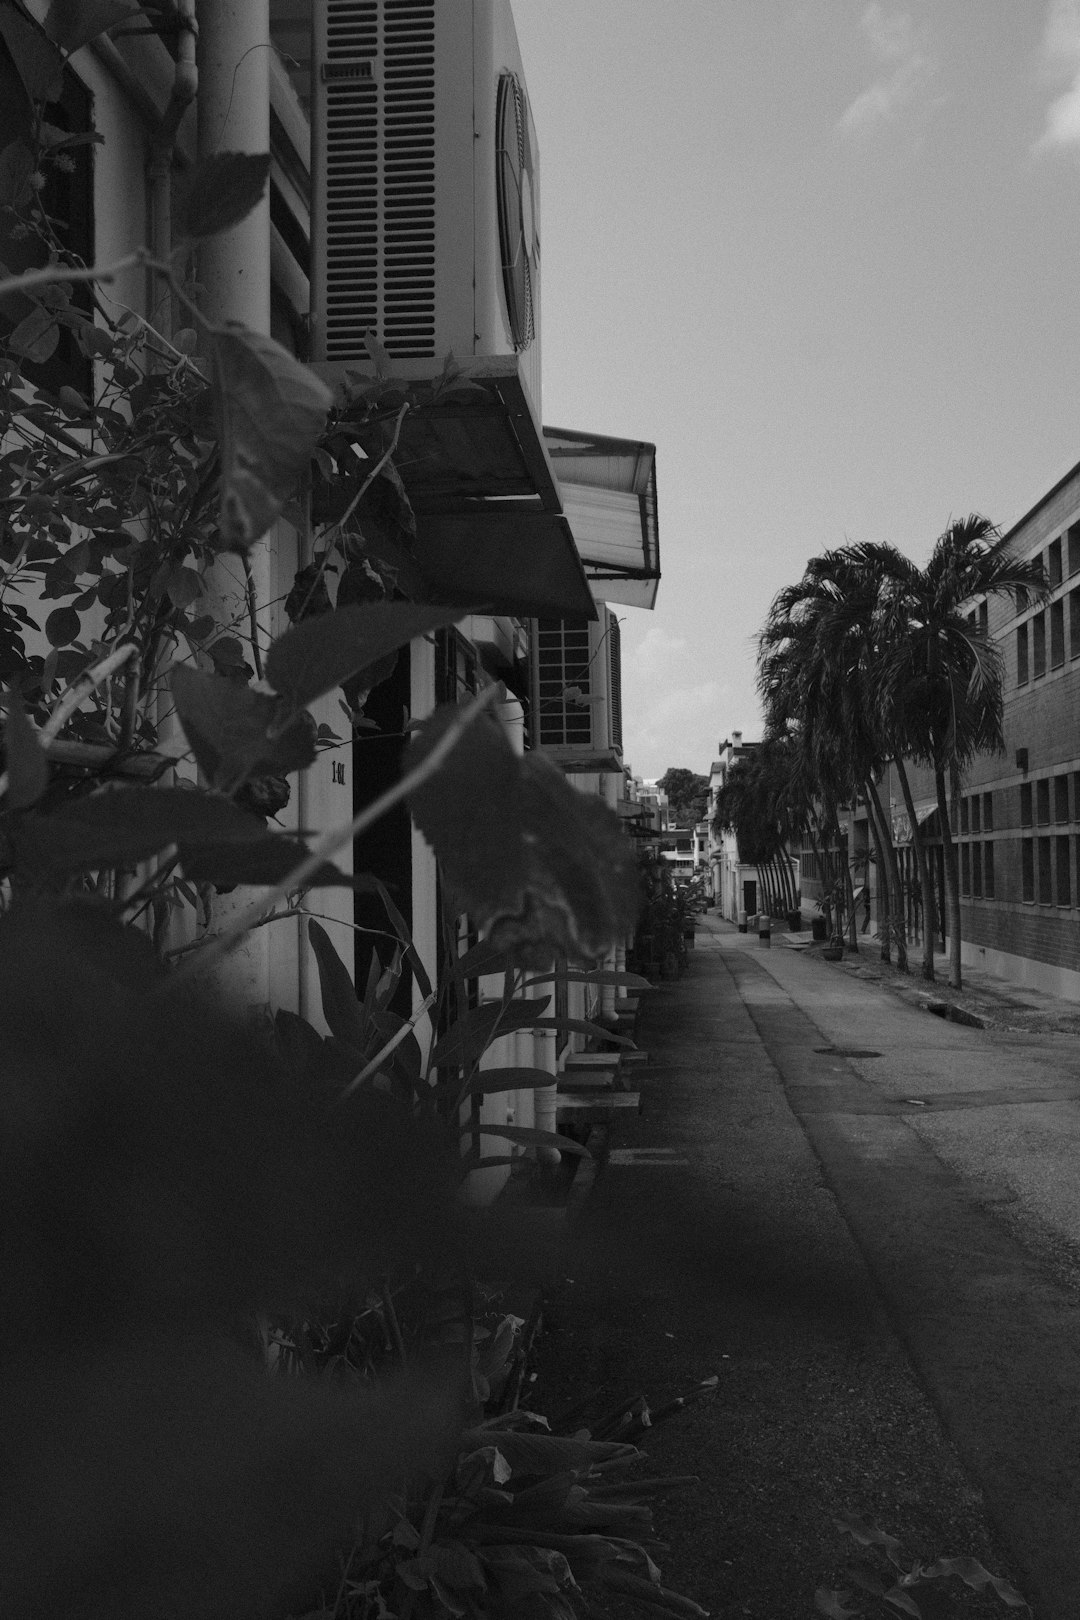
935,761,963,990
829,807,858,953
862,785,891,963
867,773,907,972
895,757,936,981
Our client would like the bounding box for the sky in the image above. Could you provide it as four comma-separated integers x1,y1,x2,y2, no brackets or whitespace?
511,0,1080,781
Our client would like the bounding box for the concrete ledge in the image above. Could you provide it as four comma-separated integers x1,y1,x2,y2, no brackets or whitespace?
556,1091,641,1124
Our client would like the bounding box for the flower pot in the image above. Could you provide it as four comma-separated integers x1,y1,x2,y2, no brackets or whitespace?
822,944,844,962
787,909,802,932
811,916,828,942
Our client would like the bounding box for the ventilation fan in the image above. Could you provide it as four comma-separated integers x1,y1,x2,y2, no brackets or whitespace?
495,70,537,351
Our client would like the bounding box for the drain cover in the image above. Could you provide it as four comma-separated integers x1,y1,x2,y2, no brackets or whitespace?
813,1046,883,1058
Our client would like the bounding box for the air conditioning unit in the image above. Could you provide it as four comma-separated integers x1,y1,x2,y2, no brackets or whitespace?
530,611,623,773
311,0,541,415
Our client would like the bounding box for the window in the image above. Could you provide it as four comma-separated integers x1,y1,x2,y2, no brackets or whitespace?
984,841,995,898
1049,538,1063,588
970,795,981,833
1039,838,1053,904
1021,782,1033,827
979,601,988,636
1072,589,1080,660
1016,584,1029,610
960,843,970,896
983,792,994,832
1033,613,1047,678
435,628,478,704
1058,836,1072,906
0,53,94,395
960,797,969,834
1056,775,1071,823
1070,523,1080,577
1052,599,1065,668
1022,839,1035,902
1037,779,1051,825
972,843,983,898
1017,622,1029,685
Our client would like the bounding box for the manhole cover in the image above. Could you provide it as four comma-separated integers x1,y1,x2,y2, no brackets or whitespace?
813,1046,882,1058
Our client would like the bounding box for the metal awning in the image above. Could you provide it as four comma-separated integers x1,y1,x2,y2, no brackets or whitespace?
543,427,660,610
892,804,939,844
313,356,597,621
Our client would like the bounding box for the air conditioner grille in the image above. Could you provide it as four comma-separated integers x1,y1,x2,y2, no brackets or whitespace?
322,0,437,360
536,621,593,747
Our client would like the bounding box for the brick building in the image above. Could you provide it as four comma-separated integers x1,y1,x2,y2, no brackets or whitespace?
865,461,1080,998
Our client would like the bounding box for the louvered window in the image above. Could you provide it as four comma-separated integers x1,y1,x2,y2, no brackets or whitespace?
607,612,623,753
319,0,436,359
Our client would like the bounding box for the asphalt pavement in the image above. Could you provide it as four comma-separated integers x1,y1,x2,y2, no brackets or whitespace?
530,915,1080,1619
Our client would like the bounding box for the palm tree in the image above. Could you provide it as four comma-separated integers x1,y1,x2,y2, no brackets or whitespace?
872,515,1048,990
711,737,806,917
759,550,907,964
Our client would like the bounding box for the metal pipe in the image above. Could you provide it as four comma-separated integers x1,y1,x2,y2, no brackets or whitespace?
147,0,198,330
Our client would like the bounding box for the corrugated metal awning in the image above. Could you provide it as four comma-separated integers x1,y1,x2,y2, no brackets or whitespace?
313,356,597,621
543,427,660,610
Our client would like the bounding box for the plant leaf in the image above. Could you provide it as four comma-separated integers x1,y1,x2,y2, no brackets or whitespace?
0,140,35,208
2,690,48,810
407,706,640,967
835,1517,907,1564
44,605,80,647
170,665,317,789
179,152,272,240
815,1592,863,1620
881,1585,922,1619
522,969,652,991
178,836,352,889
265,602,463,709
445,1066,560,1098
920,1556,1029,1608
428,997,551,1071
0,7,64,101
11,787,269,876
9,306,60,364
166,566,204,610
459,1125,589,1158
460,1429,638,1478
44,0,139,54
308,918,368,1052
211,326,333,550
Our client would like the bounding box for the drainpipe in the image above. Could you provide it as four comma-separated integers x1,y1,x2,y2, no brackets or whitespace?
146,0,198,331
195,0,271,330
193,1,274,1010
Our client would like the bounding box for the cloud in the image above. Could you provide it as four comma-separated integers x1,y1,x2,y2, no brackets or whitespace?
837,4,936,135
622,676,730,777
1035,0,1080,153
630,626,688,682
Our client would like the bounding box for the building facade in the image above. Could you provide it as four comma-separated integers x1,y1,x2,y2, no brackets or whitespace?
1,0,661,1197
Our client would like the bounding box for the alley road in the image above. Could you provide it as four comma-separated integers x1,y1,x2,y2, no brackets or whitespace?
534,916,1080,1619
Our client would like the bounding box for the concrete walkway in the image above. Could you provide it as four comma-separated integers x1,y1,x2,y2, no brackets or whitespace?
532,916,1080,1619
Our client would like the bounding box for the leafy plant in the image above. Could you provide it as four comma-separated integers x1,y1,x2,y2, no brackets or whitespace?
0,14,649,1620
816,1514,1029,1619
629,849,690,981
